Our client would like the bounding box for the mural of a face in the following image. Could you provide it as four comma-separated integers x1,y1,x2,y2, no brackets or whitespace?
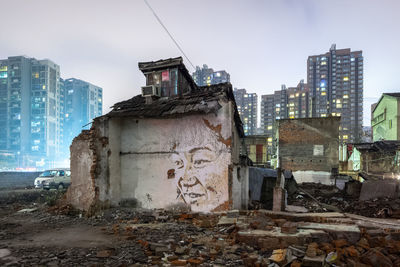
168,120,231,212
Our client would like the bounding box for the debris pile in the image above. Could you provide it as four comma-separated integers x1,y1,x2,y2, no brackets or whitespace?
289,182,400,218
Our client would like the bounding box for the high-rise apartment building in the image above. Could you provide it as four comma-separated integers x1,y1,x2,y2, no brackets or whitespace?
260,81,310,135
192,64,230,86
63,78,102,152
233,88,257,135
307,44,363,143
0,56,63,167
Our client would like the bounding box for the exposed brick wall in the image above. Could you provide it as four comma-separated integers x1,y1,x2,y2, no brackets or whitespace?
278,117,340,172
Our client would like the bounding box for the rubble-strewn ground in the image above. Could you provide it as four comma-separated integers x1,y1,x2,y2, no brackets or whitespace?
1,187,400,266
288,182,400,218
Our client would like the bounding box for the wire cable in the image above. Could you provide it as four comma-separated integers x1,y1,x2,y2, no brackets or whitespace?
143,0,196,70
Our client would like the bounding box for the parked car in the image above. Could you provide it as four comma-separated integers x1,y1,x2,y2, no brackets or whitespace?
34,168,71,190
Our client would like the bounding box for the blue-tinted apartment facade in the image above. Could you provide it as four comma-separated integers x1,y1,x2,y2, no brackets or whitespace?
63,78,102,153
0,56,102,168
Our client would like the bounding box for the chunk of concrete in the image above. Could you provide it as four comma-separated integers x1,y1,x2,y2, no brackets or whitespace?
286,205,309,213
302,254,325,267
217,216,237,226
17,208,37,213
0,249,11,258
237,227,328,249
298,222,360,244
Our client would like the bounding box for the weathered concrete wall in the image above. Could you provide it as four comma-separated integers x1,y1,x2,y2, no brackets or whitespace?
119,103,233,212
67,131,97,212
278,117,340,173
292,171,334,185
68,99,248,213
361,151,399,175
0,172,42,189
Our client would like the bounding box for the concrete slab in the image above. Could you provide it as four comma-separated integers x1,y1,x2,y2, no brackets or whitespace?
237,227,328,249
298,222,360,243
302,254,325,267
257,210,345,222
345,213,400,231
217,216,237,226
0,249,11,258
17,208,37,213
286,205,309,213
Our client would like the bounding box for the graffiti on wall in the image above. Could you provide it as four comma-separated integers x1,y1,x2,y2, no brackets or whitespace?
167,118,231,212
119,110,233,213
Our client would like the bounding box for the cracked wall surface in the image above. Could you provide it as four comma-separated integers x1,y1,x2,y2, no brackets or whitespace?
68,101,247,213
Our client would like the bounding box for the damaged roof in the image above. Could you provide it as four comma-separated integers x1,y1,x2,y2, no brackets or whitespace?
104,82,244,137
138,57,197,91
354,140,400,152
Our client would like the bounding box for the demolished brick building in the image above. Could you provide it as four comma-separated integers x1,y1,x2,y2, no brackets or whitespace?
276,117,340,185
67,57,249,213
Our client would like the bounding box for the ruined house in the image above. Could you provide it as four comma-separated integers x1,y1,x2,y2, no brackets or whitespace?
276,117,340,185
354,140,400,180
67,57,249,213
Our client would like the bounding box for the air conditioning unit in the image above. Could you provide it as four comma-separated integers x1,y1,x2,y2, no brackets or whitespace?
141,85,161,97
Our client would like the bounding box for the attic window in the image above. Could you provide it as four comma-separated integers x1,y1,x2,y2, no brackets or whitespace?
145,68,178,97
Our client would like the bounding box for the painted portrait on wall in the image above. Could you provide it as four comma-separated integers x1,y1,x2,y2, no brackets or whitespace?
167,118,232,212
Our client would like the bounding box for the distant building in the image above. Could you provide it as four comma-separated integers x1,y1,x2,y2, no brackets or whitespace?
307,44,363,143
233,88,257,135
243,135,272,167
63,78,102,152
277,117,340,185
260,81,310,135
0,56,62,167
192,64,230,86
371,93,400,141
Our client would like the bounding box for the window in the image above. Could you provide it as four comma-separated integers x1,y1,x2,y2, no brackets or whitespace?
389,120,392,129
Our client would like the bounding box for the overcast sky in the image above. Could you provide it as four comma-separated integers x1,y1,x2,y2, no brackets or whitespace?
1,0,400,126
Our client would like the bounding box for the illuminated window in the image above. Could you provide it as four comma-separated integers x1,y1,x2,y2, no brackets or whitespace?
0,66,7,71
343,135,348,140
267,137,272,142
321,92,326,96
343,77,349,81
336,103,342,108
34,73,39,78
343,95,349,99
321,61,327,65
42,85,46,90
267,125,272,130
321,114,326,117
289,94,295,98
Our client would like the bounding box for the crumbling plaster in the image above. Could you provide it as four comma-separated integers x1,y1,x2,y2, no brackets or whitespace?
68,101,248,213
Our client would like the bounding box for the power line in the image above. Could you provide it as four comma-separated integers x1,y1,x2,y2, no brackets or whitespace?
143,0,196,70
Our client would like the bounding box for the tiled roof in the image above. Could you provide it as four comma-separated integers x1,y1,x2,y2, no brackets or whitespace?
104,82,244,137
